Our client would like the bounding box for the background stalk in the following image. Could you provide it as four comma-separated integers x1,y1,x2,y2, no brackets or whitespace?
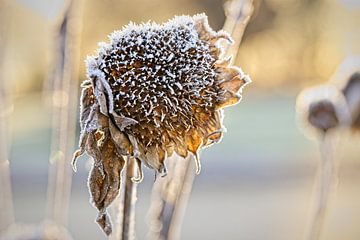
0,0,15,232
111,157,138,240
147,1,254,239
304,133,339,240
45,0,84,226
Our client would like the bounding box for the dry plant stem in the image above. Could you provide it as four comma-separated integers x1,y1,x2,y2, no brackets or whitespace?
0,0,15,232
147,1,253,240
147,155,194,240
45,0,84,226
304,133,339,240
112,157,138,240
0,81,14,233
222,0,254,58
121,158,138,240
162,156,195,240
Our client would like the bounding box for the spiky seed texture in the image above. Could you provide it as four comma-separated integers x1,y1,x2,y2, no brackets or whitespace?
72,13,250,235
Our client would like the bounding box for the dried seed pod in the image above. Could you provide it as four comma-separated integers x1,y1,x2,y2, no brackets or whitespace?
72,13,250,235
340,72,360,129
328,56,360,130
296,84,351,139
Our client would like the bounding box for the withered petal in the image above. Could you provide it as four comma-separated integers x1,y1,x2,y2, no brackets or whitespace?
219,75,247,94
204,131,223,146
108,119,132,155
141,145,166,173
217,66,244,83
86,130,125,236
96,211,112,236
216,91,242,109
214,56,232,68
185,130,203,174
185,129,203,155
174,141,188,159
93,79,109,117
112,113,138,131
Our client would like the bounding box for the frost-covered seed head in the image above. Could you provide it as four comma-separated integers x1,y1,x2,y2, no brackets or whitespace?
85,14,249,171
73,13,250,235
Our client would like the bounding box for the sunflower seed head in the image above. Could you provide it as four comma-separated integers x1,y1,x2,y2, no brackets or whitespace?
73,13,250,235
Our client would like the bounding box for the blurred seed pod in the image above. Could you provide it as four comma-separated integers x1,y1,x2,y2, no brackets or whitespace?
329,56,360,129
296,84,351,140
341,72,360,129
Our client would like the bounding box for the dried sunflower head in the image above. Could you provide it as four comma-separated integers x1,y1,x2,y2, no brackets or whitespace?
72,13,250,235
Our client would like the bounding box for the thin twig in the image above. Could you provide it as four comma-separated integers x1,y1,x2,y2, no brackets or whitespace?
304,133,339,240
45,0,84,226
222,0,254,58
162,156,195,240
121,158,138,240
147,1,254,239
0,0,15,233
111,157,138,240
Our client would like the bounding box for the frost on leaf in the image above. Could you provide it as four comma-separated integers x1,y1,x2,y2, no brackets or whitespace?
72,13,250,235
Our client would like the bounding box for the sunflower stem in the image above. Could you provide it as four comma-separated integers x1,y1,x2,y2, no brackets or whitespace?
222,0,254,58
148,155,195,240
121,157,138,240
111,157,138,240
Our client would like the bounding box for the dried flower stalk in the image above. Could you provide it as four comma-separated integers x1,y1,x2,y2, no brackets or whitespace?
45,0,84,226
296,87,345,240
0,0,15,232
121,158,137,240
222,0,253,57
72,12,250,237
296,61,360,240
147,1,253,239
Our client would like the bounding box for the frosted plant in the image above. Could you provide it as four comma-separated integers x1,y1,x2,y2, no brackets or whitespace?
296,84,351,139
72,13,250,235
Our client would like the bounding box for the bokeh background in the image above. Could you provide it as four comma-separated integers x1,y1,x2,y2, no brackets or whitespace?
1,0,360,239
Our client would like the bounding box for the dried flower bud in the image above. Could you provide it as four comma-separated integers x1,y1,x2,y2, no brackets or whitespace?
72,13,250,235
341,72,360,129
296,84,351,139
328,56,360,129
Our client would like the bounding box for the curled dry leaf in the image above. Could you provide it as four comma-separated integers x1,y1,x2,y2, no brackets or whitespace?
72,13,250,235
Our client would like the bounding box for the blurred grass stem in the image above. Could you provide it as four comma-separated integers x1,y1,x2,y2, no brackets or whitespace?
0,0,15,232
304,132,339,240
45,0,84,226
